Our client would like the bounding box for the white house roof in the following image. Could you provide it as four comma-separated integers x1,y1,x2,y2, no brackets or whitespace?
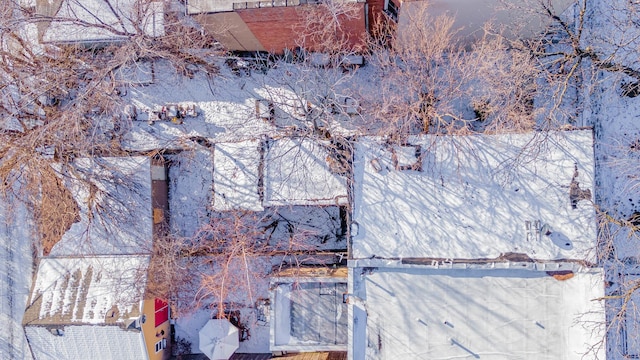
186,0,237,13
185,0,360,14
264,138,349,206
352,130,596,261
50,156,153,256
213,140,264,211
24,325,147,360
24,255,149,326
348,263,605,360
38,0,164,44
0,195,35,360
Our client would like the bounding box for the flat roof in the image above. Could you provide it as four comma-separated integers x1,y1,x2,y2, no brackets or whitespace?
264,138,348,206
352,131,596,261
186,0,237,13
399,0,574,42
271,278,348,352
348,264,605,360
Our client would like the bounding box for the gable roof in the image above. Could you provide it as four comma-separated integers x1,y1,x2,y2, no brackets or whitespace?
348,262,605,360
352,130,596,261
24,255,149,326
36,0,164,44
49,156,153,256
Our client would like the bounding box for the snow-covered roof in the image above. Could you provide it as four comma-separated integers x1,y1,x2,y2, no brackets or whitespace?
348,262,605,360
37,0,164,44
186,0,237,13
185,0,360,14
24,325,146,360
213,140,264,211
50,156,153,256
124,98,274,152
271,277,348,352
265,138,349,206
352,130,596,261
24,255,149,326
0,195,35,360
120,61,360,152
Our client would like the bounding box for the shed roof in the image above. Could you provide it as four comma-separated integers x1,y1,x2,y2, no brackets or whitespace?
352,130,596,261
50,156,153,256
24,255,149,326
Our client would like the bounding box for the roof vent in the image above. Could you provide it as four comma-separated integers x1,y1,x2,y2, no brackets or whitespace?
105,305,120,324
391,144,423,171
48,327,64,336
124,317,142,331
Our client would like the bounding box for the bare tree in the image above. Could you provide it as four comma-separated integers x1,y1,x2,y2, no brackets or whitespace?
148,206,343,321
361,3,548,139
0,0,220,253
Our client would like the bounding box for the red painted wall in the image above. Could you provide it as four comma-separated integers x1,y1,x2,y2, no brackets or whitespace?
236,3,367,54
154,298,169,327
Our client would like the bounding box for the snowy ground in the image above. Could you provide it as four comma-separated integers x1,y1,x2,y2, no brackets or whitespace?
173,256,273,355
580,0,640,358
585,71,640,359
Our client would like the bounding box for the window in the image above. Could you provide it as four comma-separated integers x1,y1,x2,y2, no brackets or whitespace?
154,298,169,327
154,338,166,353
384,0,399,22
